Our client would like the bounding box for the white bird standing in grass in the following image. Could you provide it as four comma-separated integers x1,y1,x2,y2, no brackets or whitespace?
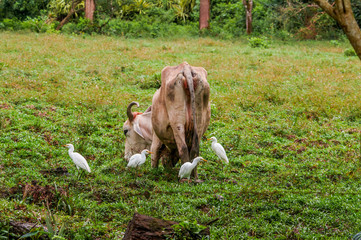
208,137,229,170
63,144,91,179
127,149,152,169
178,157,207,183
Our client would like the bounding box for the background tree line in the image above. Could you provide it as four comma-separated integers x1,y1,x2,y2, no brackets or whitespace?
0,0,360,41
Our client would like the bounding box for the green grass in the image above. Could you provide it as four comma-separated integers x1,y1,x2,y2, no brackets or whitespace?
0,31,361,239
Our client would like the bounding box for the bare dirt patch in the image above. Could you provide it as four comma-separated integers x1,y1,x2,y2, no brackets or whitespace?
22,181,67,205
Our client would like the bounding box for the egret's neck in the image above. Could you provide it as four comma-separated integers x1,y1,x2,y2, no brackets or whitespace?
68,146,74,155
191,160,200,169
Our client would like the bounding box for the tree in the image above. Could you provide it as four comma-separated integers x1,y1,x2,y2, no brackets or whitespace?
313,0,361,60
242,0,253,34
85,0,96,21
199,0,210,29
56,0,84,30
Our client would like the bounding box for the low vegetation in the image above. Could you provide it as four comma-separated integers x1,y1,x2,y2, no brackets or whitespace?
0,32,361,239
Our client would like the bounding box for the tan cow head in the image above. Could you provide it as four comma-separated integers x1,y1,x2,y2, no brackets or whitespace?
123,102,153,161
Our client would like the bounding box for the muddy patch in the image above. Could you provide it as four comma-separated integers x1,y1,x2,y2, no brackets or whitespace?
40,167,69,176
196,204,210,213
22,181,67,205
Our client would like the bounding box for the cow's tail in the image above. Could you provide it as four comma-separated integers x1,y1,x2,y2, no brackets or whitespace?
184,64,199,160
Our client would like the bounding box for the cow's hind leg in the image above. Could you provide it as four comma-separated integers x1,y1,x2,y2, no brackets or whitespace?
165,74,190,165
169,123,190,164
151,133,163,168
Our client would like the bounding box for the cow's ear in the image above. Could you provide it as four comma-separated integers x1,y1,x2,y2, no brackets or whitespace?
135,115,153,141
144,105,152,113
134,120,145,139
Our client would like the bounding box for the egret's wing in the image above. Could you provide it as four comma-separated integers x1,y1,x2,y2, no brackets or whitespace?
128,154,140,168
137,157,146,167
82,161,91,172
212,143,229,163
129,154,138,162
73,152,91,172
178,162,191,178
127,159,136,167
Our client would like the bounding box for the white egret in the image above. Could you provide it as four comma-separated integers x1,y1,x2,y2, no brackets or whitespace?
127,149,152,172
63,144,91,179
178,157,207,183
207,137,229,170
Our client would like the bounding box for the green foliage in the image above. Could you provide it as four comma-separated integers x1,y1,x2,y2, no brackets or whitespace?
101,17,198,38
344,48,357,57
1,0,361,39
48,0,85,17
0,16,58,32
330,40,340,47
0,221,16,239
248,36,269,48
0,18,23,30
139,73,162,89
209,0,245,37
170,220,207,239
275,30,293,41
44,211,67,240
0,0,50,20
353,232,361,240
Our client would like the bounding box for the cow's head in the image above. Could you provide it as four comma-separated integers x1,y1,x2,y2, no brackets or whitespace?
123,102,153,161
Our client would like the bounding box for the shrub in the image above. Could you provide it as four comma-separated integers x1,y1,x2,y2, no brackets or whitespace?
276,30,293,41
102,17,198,38
139,73,161,89
1,18,24,30
344,48,357,57
0,16,57,33
22,16,50,33
330,40,340,47
248,36,269,48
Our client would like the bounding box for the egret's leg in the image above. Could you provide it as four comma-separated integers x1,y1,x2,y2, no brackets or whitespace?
137,166,140,177
78,170,84,180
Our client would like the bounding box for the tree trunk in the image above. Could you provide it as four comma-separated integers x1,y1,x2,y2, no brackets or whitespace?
242,0,253,34
56,0,83,30
199,0,210,30
313,0,361,60
85,0,96,22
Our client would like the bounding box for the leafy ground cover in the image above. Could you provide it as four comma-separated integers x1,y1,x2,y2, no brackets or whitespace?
0,32,361,239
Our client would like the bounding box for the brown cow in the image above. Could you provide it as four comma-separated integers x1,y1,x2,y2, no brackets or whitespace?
150,62,211,175
123,102,153,161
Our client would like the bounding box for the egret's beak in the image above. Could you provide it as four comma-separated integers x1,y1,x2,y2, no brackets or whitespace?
203,159,208,162
148,151,154,154
62,145,67,147
207,138,211,141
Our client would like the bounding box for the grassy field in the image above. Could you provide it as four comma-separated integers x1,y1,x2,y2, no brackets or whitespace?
0,31,361,239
